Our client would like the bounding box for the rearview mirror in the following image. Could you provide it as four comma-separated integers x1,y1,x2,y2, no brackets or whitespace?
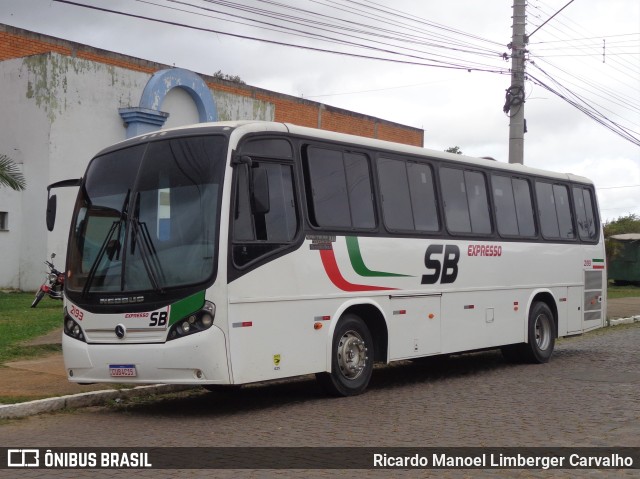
45,178,82,231
46,194,57,232
251,168,270,215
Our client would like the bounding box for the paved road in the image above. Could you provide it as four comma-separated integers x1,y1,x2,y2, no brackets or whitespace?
1,323,639,479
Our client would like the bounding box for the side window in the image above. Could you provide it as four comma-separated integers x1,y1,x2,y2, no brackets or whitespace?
232,161,298,267
573,186,598,241
535,181,575,240
492,175,518,236
553,184,575,239
377,157,439,232
304,146,375,229
512,178,536,236
491,175,536,237
440,167,491,234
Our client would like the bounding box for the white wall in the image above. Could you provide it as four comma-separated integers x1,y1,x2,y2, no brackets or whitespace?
0,55,52,290
0,52,275,290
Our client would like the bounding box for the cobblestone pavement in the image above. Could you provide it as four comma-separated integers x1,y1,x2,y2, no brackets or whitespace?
1,323,639,479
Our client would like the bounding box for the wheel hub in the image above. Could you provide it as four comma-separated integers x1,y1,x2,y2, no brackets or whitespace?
337,330,368,380
534,313,551,351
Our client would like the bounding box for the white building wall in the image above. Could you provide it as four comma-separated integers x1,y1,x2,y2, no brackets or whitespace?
0,55,52,290
0,52,274,290
0,176,23,288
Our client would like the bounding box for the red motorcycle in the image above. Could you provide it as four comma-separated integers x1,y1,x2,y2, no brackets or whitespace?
31,253,65,308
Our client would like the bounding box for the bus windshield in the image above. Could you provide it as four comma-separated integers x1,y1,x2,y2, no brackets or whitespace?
67,135,227,296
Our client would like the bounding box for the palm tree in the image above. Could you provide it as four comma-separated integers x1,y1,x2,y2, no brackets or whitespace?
0,154,26,191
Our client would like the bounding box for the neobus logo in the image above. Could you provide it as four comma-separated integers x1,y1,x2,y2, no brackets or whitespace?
99,296,144,305
421,245,460,284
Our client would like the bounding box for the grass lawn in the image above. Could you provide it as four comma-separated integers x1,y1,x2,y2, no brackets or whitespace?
0,291,63,364
607,283,640,299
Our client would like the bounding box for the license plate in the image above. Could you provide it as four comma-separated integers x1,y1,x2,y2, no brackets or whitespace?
109,364,137,377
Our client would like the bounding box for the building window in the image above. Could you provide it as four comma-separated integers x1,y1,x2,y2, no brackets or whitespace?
0,212,8,231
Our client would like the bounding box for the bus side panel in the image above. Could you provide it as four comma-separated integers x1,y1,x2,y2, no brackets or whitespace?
439,290,528,354
566,286,584,334
227,299,329,384
387,295,441,360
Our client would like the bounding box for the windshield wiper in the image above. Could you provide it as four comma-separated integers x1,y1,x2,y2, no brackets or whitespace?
82,190,130,298
130,194,166,294
131,218,166,294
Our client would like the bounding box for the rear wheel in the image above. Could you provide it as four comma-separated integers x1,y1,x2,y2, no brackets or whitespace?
316,314,373,397
501,301,555,363
526,302,555,363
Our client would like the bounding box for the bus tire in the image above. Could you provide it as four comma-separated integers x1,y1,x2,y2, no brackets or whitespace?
525,301,555,363
502,301,555,364
316,314,373,397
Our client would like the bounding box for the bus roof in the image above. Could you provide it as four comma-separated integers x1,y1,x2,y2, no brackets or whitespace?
100,120,595,185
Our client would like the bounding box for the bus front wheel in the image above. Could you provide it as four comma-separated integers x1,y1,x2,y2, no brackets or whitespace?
316,314,374,397
502,301,555,364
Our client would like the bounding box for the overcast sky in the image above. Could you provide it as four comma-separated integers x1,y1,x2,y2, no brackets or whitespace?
1,0,638,222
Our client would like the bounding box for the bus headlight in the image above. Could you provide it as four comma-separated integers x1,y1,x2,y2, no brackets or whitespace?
64,315,86,342
167,301,216,341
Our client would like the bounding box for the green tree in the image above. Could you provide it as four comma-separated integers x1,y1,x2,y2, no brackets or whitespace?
0,154,26,191
212,70,245,84
604,213,640,261
445,146,462,155
604,213,640,238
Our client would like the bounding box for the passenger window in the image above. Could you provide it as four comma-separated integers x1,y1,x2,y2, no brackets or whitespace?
492,175,536,237
377,158,413,230
535,181,575,240
512,178,536,236
304,147,375,229
492,175,518,236
440,167,491,234
553,184,575,239
377,157,438,232
573,186,598,241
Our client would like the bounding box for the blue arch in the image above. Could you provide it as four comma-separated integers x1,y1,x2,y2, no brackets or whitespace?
119,68,218,138
139,68,218,122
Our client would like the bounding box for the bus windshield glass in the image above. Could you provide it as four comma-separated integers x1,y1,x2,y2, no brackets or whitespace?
67,135,227,295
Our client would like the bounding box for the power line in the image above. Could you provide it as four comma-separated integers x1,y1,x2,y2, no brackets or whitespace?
529,32,640,44
533,0,640,78
51,0,509,74
51,0,639,148
525,0,640,144
528,0,576,38
171,0,505,68
527,68,640,146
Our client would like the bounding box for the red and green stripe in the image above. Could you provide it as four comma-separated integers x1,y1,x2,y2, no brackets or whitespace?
319,236,410,292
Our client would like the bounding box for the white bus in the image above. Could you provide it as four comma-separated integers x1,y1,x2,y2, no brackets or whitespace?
48,121,606,396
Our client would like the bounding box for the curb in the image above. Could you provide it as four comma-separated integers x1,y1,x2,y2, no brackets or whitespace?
0,384,194,419
607,316,640,327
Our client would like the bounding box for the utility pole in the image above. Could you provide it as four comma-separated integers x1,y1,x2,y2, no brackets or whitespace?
507,0,527,164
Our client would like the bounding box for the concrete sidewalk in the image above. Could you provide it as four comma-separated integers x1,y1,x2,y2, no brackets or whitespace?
1,297,639,418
